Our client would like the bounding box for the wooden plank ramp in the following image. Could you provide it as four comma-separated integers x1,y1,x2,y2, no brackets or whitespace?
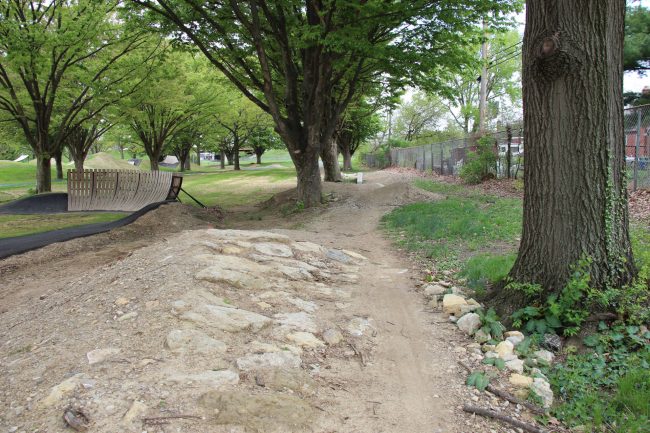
67,169,179,212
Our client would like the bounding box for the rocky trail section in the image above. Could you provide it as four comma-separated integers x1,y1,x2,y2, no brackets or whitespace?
0,229,378,433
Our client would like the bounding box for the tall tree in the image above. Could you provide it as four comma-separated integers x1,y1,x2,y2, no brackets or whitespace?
125,52,217,170
394,92,446,142
129,0,519,207
505,0,635,302
337,100,382,171
0,1,158,192
66,120,113,172
624,4,650,73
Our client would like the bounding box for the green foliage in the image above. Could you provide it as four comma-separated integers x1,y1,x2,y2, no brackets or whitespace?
460,136,498,184
381,180,521,271
483,356,505,370
510,259,593,336
625,5,650,73
547,323,650,432
466,371,491,391
459,253,516,292
477,308,505,340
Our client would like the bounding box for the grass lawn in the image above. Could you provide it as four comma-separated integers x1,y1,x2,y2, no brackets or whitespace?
381,179,522,274
383,178,650,290
0,212,127,239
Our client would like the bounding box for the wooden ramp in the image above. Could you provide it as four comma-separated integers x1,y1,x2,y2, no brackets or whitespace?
67,169,182,212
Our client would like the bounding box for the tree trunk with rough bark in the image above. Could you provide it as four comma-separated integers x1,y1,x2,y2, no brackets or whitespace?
73,156,84,173
320,138,341,182
36,154,52,193
255,147,264,164
342,145,353,171
54,149,63,180
220,150,225,169
506,0,635,300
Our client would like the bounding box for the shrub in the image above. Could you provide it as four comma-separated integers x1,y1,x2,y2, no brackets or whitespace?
460,136,497,184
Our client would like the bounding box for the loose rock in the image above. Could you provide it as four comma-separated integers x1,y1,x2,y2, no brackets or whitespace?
456,313,481,335
442,294,468,316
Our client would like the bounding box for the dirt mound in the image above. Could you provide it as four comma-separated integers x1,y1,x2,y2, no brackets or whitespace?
0,203,222,279
82,152,143,171
355,181,443,207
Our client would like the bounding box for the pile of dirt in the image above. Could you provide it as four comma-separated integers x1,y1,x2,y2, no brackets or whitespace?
0,203,222,278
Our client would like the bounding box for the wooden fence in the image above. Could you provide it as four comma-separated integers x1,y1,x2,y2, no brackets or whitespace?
67,169,181,212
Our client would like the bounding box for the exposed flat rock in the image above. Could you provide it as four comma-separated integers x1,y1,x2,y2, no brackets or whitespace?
165,329,227,355
236,352,302,371
181,305,271,333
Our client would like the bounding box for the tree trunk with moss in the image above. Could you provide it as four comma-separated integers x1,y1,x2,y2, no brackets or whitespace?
506,0,635,300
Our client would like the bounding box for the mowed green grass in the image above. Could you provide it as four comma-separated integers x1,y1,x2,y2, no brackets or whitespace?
381,179,522,272
382,178,650,291
0,212,127,239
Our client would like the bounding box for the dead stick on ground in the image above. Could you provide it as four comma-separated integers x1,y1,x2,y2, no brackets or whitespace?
349,343,367,366
457,361,545,415
463,405,547,433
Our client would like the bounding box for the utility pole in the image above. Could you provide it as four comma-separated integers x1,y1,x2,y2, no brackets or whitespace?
478,19,488,134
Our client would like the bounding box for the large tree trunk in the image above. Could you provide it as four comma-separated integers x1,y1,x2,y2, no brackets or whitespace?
233,139,241,171
506,0,635,299
342,145,353,171
220,150,225,169
184,156,191,171
54,149,64,180
292,147,322,207
225,150,234,166
255,148,263,164
36,154,52,193
195,146,201,166
320,138,341,182
74,156,84,173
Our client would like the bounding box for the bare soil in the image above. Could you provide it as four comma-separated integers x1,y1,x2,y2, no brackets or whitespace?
1,171,536,433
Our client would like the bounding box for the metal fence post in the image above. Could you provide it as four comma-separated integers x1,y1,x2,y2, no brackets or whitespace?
634,108,641,192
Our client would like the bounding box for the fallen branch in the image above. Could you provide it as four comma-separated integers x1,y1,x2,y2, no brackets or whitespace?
463,405,547,433
349,343,367,366
458,361,545,415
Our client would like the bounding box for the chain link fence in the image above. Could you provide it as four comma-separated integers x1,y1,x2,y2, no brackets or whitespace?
364,105,650,190
625,104,650,191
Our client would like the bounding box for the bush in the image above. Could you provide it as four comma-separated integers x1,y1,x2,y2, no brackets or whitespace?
460,136,497,184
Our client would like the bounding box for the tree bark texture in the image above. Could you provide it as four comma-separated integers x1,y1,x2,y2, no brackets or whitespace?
321,139,341,182
342,145,353,171
508,0,635,293
220,150,225,169
54,149,64,180
256,151,263,164
36,154,52,193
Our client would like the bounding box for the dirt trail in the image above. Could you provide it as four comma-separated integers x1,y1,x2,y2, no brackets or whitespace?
0,171,507,433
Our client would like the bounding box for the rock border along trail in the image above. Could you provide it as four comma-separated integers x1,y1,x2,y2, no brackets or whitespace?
1,172,527,432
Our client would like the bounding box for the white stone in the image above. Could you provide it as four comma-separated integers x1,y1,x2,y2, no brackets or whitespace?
254,242,294,258
182,305,271,333
474,329,491,343
196,266,267,291
292,241,325,254
346,317,373,337
122,401,147,424
165,329,227,355
87,348,121,365
341,249,368,261
534,349,555,364
495,340,515,358
423,284,447,297
531,378,554,408
504,330,525,339
442,294,468,316
167,370,240,388
236,352,302,371
506,335,525,346
274,312,318,333
509,374,533,389
287,297,318,313
505,358,525,374
42,374,85,407
117,311,138,321
205,229,291,243
457,313,481,335
322,329,343,345
114,297,130,306
286,332,325,348
459,304,481,315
